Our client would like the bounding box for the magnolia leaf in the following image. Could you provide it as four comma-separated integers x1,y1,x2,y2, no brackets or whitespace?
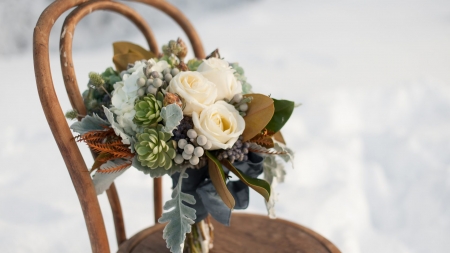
222,160,271,202
273,131,286,144
161,104,183,133
159,169,196,253
242,94,274,141
70,114,110,135
92,159,131,195
112,41,155,72
265,99,295,133
132,156,182,177
205,151,235,209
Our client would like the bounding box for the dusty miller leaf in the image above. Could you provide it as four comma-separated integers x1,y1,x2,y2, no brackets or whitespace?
92,159,131,195
161,104,183,134
70,114,110,135
158,169,196,253
263,156,285,218
103,106,133,146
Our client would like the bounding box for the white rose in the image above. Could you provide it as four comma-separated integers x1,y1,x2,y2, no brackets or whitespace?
197,58,242,101
168,71,217,116
192,101,245,150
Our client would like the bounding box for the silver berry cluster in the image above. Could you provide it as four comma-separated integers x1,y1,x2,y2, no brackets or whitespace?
217,136,250,164
229,93,252,117
174,128,213,166
123,61,180,97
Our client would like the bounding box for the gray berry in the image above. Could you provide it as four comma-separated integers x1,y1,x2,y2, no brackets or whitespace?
164,73,173,82
153,78,163,88
233,93,243,103
182,151,192,160
184,144,194,155
137,87,146,97
178,139,188,149
151,71,160,78
163,68,171,75
197,135,207,146
203,140,212,150
174,154,184,164
187,129,198,139
194,147,204,157
189,156,199,165
147,85,158,95
137,77,146,87
171,68,180,76
239,103,248,112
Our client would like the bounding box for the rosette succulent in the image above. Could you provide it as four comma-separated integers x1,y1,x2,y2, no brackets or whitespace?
135,126,177,169
134,92,164,126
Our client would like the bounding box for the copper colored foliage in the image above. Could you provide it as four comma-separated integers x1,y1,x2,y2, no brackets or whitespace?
75,128,134,172
249,128,275,148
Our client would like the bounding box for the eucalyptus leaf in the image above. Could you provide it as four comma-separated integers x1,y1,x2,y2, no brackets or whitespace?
265,99,295,133
242,94,274,141
70,114,110,135
205,151,235,209
161,104,183,133
222,160,271,202
159,169,196,253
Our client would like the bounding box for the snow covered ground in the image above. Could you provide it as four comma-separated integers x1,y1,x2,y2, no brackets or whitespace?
1,0,450,252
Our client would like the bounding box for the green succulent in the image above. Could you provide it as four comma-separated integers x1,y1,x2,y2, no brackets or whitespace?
134,92,164,126
135,126,177,169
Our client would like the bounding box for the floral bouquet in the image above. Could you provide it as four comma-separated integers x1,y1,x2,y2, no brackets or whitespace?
66,39,295,253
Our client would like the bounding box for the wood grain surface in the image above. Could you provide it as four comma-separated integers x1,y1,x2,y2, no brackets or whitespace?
118,213,341,253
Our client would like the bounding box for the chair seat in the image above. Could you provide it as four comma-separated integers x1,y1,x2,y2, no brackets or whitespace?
118,213,340,253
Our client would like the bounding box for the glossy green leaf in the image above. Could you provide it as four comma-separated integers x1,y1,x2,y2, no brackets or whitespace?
223,160,271,202
205,151,235,209
265,99,295,133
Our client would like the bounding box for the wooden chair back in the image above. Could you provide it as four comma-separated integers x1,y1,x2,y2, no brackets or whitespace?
33,1,205,252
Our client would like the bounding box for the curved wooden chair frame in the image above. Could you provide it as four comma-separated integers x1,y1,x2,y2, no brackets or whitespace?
34,0,204,252
34,1,341,252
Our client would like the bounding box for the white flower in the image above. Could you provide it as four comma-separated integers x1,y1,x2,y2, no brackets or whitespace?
192,101,245,150
110,59,170,134
167,71,217,116
197,58,242,101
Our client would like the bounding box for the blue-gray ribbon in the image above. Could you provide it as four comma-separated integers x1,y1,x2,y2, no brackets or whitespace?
171,152,264,226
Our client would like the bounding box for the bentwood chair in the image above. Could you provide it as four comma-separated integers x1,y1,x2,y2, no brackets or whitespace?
33,0,342,252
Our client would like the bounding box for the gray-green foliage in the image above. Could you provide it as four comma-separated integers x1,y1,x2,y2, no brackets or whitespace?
187,58,203,71
159,169,196,253
70,114,110,135
231,62,253,94
93,159,131,195
161,104,183,133
83,67,121,119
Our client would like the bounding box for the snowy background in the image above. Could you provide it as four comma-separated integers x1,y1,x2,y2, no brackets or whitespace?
1,0,450,252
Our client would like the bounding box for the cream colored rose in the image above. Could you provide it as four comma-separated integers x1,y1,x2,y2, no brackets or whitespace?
197,58,242,101
168,71,217,116
192,101,245,150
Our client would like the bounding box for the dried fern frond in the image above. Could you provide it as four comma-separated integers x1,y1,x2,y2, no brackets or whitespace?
249,128,276,148
249,143,289,155
97,160,132,174
75,127,134,171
